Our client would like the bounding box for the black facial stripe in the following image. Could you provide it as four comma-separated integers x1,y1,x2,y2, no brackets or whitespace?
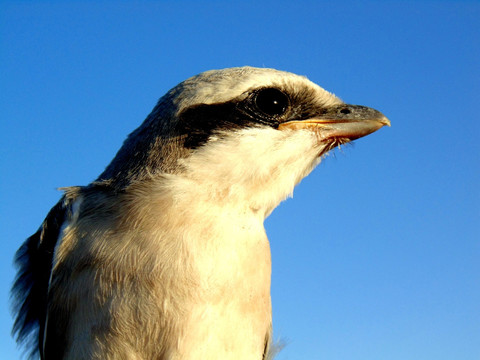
177,101,247,149
175,86,332,149
176,98,283,149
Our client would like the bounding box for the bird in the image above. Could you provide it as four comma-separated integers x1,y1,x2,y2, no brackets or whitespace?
11,66,390,360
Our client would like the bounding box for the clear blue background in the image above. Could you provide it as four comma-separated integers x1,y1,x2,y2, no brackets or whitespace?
1,1,478,359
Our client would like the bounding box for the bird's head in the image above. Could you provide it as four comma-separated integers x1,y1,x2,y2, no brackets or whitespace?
99,67,389,215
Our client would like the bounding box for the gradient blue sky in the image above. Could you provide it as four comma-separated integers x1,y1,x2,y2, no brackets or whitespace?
1,1,479,359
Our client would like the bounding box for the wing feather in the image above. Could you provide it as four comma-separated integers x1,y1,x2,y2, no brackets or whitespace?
12,196,72,359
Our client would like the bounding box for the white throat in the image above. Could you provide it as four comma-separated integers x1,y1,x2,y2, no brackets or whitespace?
173,126,325,219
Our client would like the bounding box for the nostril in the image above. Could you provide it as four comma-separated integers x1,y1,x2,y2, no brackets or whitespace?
340,108,351,115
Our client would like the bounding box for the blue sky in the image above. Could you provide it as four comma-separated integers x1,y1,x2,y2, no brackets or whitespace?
1,1,478,359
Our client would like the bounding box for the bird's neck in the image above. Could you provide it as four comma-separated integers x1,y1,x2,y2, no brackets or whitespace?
111,127,324,358
173,126,323,218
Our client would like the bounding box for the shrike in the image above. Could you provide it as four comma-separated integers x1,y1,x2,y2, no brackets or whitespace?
12,67,390,360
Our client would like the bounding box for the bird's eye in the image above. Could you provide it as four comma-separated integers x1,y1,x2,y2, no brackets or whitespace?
254,88,289,116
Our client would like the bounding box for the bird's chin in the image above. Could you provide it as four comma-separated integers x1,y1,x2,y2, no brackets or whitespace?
316,137,352,157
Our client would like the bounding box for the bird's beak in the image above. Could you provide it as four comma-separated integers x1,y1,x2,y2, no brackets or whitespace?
278,105,390,141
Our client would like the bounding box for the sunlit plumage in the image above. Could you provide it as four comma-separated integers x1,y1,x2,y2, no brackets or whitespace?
12,67,389,360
